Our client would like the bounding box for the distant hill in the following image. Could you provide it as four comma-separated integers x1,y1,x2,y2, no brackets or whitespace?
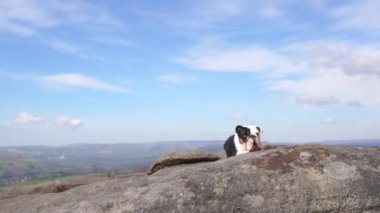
264,139,380,147
316,139,380,147
0,141,223,186
0,139,378,186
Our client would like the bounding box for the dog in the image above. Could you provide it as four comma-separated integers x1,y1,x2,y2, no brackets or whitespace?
224,125,263,157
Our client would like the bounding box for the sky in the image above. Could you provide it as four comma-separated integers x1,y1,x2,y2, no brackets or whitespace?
1,0,380,146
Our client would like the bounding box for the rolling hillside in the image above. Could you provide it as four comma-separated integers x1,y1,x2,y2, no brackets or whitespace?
0,141,223,186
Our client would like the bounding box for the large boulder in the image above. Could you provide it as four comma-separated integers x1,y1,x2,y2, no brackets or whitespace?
0,145,379,213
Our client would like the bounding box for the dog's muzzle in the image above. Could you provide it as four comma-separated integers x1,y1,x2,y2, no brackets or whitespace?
248,135,261,152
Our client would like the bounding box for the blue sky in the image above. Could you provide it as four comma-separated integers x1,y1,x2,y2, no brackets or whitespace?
1,0,380,146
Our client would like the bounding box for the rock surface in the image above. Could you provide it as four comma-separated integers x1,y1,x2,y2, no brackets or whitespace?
148,151,220,175
0,172,146,200
0,145,379,213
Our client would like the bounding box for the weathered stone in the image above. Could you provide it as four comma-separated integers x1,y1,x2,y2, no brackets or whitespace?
148,151,220,175
0,145,379,213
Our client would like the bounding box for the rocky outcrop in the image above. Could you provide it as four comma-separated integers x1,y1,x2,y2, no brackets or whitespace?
148,151,220,175
0,145,379,213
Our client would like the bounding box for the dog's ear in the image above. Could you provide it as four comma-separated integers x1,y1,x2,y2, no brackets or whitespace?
256,126,263,133
235,125,244,133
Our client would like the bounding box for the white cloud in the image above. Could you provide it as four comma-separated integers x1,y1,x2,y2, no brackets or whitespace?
272,42,380,107
137,0,290,31
1,71,129,93
161,0,244,29
295,96,340,106
157,73,197,85
346,101,362,108
0,0,126,59
291,41,380,77
273,68,380,107
13,112,45,126
191,0,243,22
332,0,380,33
0,0,57,36
0,70,33,80
0,0,122,36
258,6,285,19
4,112,84,129
321,117,336,125
56,116,83,129
179,40,380,107
0,122,7,130
89,37,133,47
40,73,128,93
47,39,111,59
50,41,85,56
177,44,301,74
295,96,364,108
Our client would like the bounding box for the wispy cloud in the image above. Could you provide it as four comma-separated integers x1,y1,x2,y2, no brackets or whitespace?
137,0,290,32
291,41,380,77
177,42,301,74
0,70,34,80
321,117,335,124
0,0,56,36
55,115,83,129
40,73,128,93
89,37,132,47
142,0,243,29
0,0,123,36
189,0,243,25
179,40,380,107
332,0,380,33
13,112,45,126
0,0,128,61
180,40,380,76
295,96,364,107
346,101,362,108
157,73,198,85
49,40,88,58
272,41,380,107
1,71,128,93
258,6,285,19
295,96,340,106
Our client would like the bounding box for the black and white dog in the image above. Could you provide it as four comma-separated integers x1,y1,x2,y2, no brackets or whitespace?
224,125,263,157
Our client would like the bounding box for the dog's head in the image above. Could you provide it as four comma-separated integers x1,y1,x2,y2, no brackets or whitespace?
235,125,263,152
245,125,263,151
246,125,263,138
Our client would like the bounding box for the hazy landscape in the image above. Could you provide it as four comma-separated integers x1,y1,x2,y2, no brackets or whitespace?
0,139,378,186
0,141,223,186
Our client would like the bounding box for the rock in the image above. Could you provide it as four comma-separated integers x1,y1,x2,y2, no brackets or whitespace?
0,173,146,200
0,145,379,213
148,151,220,175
